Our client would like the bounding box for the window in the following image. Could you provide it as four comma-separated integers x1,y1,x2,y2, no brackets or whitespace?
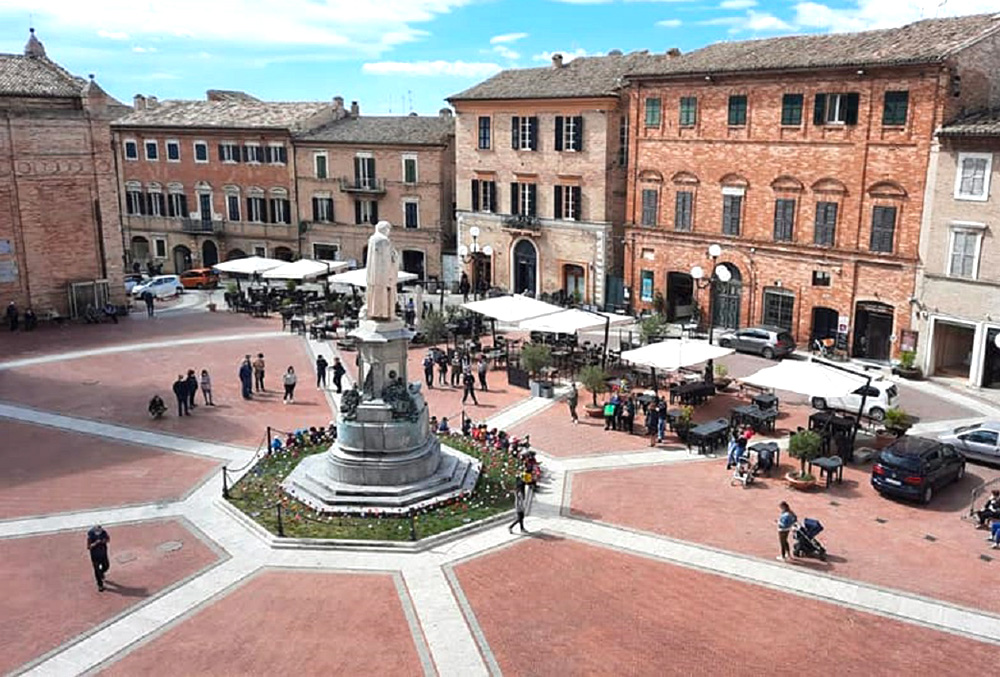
144,140,158,161
882,91,909,126
266,144,287,165
773,198,796,241
640,189,658,227
269,195,291,224
354,155,376,188
813,92,859,125
762,288,795,331
243,143,263,164
404,200,419,229
124,139,138,160
511,116,538,151
314,152,328,179
194,141,208,163
253,244,267,258
554,185,581,220
814,201,838,246
154,238,167,259
226,193,241,221
870,205,897,253
672,97,695,127
954,152,992,201
727,95,747,126
478,116,491,150
125,184,144,215
510,182,537,216
219,142,239,163
948,227,983,279
471,179,496,212
146,188,165,217
403,154,418,184
722,194,742,235
312,194,333,222
167,188,188,218
674,191,692,231
812,271,831,286
644,98,661,127
313,243,339,260
246,193,266,223
640,270,654,302
166,140,180,162
781,94,803,126
555,116,583,151
617,116,628,167
355,199,378,225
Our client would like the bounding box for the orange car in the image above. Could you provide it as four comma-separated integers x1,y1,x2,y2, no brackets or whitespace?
179,268,219,289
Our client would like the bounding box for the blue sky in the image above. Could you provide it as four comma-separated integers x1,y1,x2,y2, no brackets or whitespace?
1,0,996,115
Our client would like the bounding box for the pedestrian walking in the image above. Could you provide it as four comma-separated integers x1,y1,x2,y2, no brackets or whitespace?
172,375,189,416
603,400,615,431
141,290,154,317
656,398,668,442
404,297,415,326
252,353,266,392
200,369,214,405
646,402,660,447
185,369,199,409
6,300,18,331
239,355,253,400
86,525,111,591
777,501,797,561
508,480,527,533
567,382,579,424
622,396,635,435
462,369,479,405
437,351,448,387
331,357,346,394
316,354,329,389
423,352,435,388
459,272,471,303
450,352,462,387
283,366,297,403
477,355,489,391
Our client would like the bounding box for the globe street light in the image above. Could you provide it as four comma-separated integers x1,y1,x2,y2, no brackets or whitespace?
690,244,728,345
459,226,492,301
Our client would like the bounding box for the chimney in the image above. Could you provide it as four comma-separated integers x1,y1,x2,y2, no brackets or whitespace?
333,96,344,111
147,96,158,108
350,100,359,118
551,53,563,69
439,107,453,118
666,47,681,58
133,94,146,110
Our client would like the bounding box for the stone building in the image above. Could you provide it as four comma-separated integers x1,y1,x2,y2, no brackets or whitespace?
292,112,455,281
914,111,1000,388
448,51,668,307
0,30,127,316
112,92,339,272
623,13,1000,361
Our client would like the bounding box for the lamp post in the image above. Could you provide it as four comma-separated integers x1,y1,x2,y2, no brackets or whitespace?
690,243,730,345
458,225,493,302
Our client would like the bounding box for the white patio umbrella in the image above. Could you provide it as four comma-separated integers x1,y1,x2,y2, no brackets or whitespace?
261,259,349,281
741,359,868,398
212,256,285,275
518,308,632,334
462,295,563,323
328,267,418,287
620,338,733,372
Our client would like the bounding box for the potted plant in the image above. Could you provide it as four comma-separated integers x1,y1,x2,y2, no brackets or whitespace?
421,310,448,347
674,405,694,441
786,429,822,490
521,344,554,398
895,350,922,380
713,363,732,392
640,314,668,344
652,290,667,317
882,406,912,438
579,365,609,418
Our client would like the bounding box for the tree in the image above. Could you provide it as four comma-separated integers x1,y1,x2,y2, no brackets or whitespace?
578,365,608,407
788,429,823,476
640,314,668,344
422,310,448,346
520,343,553,377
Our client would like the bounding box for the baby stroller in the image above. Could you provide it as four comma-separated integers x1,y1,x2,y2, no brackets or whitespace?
731,446,759,487
793,518,827,561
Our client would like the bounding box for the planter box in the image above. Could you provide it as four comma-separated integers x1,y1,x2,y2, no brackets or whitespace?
585,405,604,419
530,380,555,398
785,472,815,491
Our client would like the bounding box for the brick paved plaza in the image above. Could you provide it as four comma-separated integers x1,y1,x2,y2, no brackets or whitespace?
1,309,999,675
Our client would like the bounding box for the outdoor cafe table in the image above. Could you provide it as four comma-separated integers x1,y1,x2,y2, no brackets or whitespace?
687,418,730,454
809,411,856,458
752,392,779,411
730,404,778,433
671,381,715,405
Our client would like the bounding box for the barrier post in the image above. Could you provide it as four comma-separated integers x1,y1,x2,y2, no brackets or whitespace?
276,503,285,537
266,426,272,453
222,466,230,499
409,512,417,541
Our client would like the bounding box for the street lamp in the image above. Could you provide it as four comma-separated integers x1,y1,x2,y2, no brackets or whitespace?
690,243,730,345
458,225,493,302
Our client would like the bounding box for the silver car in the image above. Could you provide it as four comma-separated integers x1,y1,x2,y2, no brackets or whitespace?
938,421,1000,465
717,326,796,360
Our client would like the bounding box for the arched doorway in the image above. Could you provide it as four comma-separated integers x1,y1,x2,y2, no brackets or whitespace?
711,263,742,329
202,240,219,267
563,264,585,303
273,246,294,261
172,245,192,273
811,306,839,342
402,250,425,280
666,271,694,321
226,248,247,261
853,301,894,361
512,239,538,296
130,236,150,263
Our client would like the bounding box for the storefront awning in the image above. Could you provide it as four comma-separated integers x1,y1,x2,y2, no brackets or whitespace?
462,295,563,323
620,339,733,372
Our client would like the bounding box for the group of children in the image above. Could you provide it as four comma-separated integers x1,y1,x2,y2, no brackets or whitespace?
270,423,338,453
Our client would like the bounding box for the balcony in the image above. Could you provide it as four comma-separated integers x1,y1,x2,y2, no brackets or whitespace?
338,177,387,194
181,218,225,234
502,214,542,233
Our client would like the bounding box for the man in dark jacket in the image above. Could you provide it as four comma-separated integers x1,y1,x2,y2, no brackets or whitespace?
422,353,435,389
462,369,479,405
185,370,199,409
173,375,190,416
331,357,346,393
87,525,111,591
6,301,18,331
316,354,329,389
239,355,253,399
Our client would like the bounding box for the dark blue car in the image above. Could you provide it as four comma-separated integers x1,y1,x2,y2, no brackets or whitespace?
871,436,965,504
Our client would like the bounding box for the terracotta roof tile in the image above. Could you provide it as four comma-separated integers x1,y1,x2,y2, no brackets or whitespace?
296,115,453,145
114,100,331,131
940,109,1000,137
0,54,83,97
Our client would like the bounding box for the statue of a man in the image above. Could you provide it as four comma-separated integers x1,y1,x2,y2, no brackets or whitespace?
364,220,398,320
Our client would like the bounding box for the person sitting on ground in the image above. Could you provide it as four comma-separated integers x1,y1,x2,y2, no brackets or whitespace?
977,489,1000,528
429,415,438,433
326,421,337,441
270,437,283,453
437,417,451,434
462,415,473,436
102,303,119,324
23,307,37,331
148,394,167,419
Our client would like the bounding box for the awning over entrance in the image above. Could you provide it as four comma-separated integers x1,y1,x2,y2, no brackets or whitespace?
327,268,418,288
261,259,349,281
212,256,285,275
462,295,563,323
620,339,733,372
518,309,632,335
742,358,868,398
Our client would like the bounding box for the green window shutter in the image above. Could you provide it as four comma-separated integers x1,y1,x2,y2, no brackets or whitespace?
554,116,564,151
510,182,519,215
572,186,582,219
845,92,860,125
554,185,563,218
511,117,520,149
529,117,538,151
471,179,480,212
813,94,826,125
573,116,584,151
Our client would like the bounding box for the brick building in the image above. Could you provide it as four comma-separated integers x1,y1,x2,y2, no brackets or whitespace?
448,52,668,306
914,111,1000,388
112,91,339,272
623,13,1000,361
292,111,455,280
0,30,127,317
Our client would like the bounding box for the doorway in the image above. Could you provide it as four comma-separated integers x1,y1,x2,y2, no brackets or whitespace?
198,193,213,224
711,263,742,329
666,272,694,322
226,248,247,261
931,321,975,379
273,246,294,261
172,245,192,273
402,250,426,280
513,239,538,296
853,301,894,361
983,329,1000,389
130,236,150,264
201,240,218,267
563,264,585,303
811,306,839,341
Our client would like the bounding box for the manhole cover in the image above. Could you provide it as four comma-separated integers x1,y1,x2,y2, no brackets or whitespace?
115,552,137,564
829,501,840,507
980,554,993,562
82,380,100,386
924,534,936,542
157,540,183,553
875,517,887,524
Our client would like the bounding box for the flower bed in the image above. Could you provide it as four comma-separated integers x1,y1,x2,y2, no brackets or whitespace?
227,435,520,541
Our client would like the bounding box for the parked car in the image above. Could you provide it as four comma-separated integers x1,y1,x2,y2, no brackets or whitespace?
938,421,1000,465
124,273,148,294
132,274,183,299
871,436,965,504
811,379,899,421
717,326,796,359
179,267,219,290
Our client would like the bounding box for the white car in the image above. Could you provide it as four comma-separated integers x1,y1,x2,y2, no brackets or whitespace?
810,379,899,421
132,274,183,299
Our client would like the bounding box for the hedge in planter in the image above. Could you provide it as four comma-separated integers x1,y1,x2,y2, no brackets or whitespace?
579,365,609,409
788,429,823,480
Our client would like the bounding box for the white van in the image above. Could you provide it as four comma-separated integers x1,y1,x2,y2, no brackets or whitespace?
132,274,183,299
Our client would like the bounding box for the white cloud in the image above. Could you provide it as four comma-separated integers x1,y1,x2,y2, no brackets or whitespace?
490,32,528,44
492,45,520,60
656,18,682,27
132,46,157,53
362,60,502,77
745,10,792,31
793,0,1000,33
719,0,756,8
97,29,129,40
531,48,599,63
